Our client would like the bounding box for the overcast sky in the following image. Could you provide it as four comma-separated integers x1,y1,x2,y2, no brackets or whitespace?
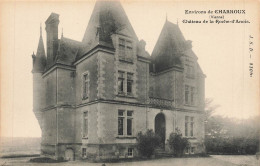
1,1,259,137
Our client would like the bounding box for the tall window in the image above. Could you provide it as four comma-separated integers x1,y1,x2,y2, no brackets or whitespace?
118,71,124,94
83,73,89,99
118,110,124,135
185,116,194,137
127,73,133,95
190,117,194,137
118,71,134,96
185,85,189,105
82,148,87,158
126,41,133,60
191,87,195,105
83,111,88,137
118,38,133,62
185,85,196,106
127,111,133,136
185,116,189,137
118,110,134,136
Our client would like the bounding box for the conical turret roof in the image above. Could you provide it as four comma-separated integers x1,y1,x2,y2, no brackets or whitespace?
78,1,138,58
32,26,46,73
151,20,190,72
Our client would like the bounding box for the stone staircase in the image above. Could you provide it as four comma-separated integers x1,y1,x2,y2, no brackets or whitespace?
155,148,173,158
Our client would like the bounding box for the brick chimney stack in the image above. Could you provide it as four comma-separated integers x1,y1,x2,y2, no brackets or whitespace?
45,13,59,68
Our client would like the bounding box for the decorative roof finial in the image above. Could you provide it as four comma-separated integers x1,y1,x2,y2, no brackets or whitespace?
61,28,63,38
40,23,42,36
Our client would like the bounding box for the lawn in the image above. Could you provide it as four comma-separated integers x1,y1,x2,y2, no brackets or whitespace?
0,155,259,166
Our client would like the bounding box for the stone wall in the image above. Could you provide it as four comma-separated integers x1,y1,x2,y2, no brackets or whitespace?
41,108,57,145
57,68,76,105
44,70,57,108
75,52,98,105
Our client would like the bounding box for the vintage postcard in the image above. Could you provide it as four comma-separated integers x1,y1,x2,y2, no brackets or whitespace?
0,0,259,165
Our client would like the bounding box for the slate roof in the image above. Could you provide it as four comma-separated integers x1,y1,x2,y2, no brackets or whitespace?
151,20,191,72
55,37,81,66
32,28,46,73
32,1,159,72
78,1,138,59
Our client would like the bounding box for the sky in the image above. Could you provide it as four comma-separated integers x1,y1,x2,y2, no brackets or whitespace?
1,0,259,137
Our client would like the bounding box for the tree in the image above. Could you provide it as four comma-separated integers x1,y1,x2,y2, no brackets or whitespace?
136,130,160,158
204,98,259,155
204,98,221,138
167,128,189,156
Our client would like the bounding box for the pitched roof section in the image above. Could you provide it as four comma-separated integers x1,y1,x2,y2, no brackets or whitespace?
151,21,192,72
80,1,138,57
55,37,81,65
32,27,46,73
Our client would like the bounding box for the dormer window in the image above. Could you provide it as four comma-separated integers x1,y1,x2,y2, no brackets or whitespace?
186,65,195,78
118,38,133,63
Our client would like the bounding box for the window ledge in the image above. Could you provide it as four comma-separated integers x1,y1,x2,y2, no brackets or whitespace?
186,75,195,79
184,136,196,139
184,104,196,107
82,137,88,139
116,136,136,139
82,96,89,100
117,94,136,99
119,58,134,64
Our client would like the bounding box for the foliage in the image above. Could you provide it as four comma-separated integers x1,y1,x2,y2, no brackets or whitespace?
136,129,160,158
205,137,259,155
167,128,189,156
204,98,259,155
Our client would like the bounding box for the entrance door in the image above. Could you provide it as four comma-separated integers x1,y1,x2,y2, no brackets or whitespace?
65,148,74,161
155,113,166,149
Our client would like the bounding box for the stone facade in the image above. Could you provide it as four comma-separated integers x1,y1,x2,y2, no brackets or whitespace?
31,1,206,161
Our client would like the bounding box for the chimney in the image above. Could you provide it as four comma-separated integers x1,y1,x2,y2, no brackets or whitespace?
45,13,59,67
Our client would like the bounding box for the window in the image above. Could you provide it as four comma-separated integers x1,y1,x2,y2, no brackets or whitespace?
127,73,133,95
191,147,195,154
185,85,196,106
185,116,189,137
83,112,88,137
191,87,195,105
186,65,195,78
127,148,133,157
185,147,189,154
185,85,189,104
118,38,133,62
118,110,124,135
118,71,124,94
190,117,194,137
118,110,134,136
83,73,89,99
82,148,87,158
127,111,133,136
185,116,194,137
118,71,134,96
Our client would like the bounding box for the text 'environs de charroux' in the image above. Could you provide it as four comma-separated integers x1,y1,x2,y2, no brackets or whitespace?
185,10,246,14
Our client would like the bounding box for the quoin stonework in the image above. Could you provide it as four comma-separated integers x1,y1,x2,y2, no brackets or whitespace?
32,1,206,161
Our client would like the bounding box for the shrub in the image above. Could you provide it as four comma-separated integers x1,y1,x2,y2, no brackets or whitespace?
167,128,189,156
136,129,160,158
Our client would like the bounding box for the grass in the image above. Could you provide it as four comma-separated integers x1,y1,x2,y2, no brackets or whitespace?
29,157,67,163
1,154,40,158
